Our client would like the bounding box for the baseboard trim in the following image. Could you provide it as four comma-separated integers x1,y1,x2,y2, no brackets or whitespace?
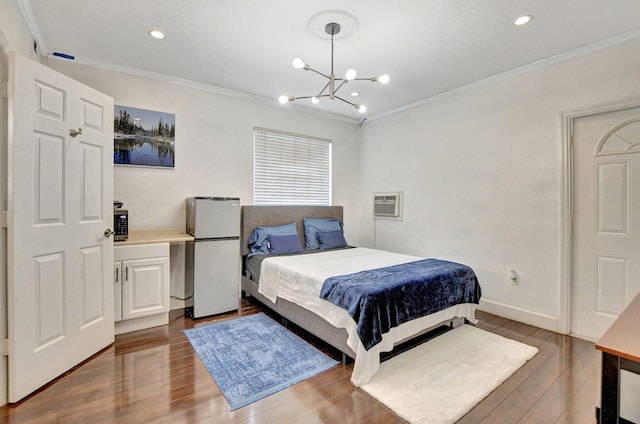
169,307,186,321
115,313,169,335
567,331,598,343
478,299,560,333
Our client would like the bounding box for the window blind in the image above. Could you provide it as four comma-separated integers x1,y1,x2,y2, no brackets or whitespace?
253,128,332,205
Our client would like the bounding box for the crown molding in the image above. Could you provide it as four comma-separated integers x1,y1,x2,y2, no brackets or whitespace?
365,28,640,123
15,0,47,54
17,1,358,124
17,0,640,127
44,53,360,124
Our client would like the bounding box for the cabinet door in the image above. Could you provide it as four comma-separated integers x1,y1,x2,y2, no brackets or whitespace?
114,262,122,322
122,257,169,320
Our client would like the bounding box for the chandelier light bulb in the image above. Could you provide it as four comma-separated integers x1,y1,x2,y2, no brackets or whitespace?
378,74,390,84
311,96,320,104
356,104,367,113
278,95,289,104
345,68,357,81
292,58,305,69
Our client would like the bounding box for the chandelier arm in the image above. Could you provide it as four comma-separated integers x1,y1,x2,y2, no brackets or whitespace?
332,79,348,95
288,94,332,102
334,96,357,107
317,81,330,96
308,67,331,80
353,77,377,81
291,95,321,100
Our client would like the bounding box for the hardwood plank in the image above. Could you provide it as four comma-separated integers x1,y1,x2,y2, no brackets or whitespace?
554,361,600,424
478,335,588,423
457,334,562,424
0,300,602,423
518,339,600,423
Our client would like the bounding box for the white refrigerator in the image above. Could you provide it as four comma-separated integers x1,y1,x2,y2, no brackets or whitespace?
185,197,240,318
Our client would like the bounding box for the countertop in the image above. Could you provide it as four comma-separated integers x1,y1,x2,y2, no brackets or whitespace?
114,228,194,246
596,291,640,363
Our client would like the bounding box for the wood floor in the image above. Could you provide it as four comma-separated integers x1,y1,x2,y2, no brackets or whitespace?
0,298,601,423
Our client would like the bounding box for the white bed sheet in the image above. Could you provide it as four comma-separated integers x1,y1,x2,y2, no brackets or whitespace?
257,247,478,386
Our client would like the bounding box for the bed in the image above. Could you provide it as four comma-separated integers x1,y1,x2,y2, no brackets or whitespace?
240,205,481,386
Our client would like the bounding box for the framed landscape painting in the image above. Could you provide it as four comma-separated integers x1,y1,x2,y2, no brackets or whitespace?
114,105,175,168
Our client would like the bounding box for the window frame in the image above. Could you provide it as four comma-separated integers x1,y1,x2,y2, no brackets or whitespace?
253,127,332,206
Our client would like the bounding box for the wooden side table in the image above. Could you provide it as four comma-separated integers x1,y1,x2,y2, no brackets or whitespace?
596,292,640,423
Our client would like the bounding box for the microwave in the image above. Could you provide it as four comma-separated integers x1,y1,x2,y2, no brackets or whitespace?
113,209,128,241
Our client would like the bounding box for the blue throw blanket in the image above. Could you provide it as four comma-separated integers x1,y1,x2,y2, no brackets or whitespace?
319,259,482,350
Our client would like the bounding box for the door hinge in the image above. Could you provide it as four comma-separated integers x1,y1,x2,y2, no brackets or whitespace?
1,339,8,356
0,82,13,98
1,210,7,228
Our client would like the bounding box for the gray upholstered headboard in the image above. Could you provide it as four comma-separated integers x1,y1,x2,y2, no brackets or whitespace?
240,205,344,256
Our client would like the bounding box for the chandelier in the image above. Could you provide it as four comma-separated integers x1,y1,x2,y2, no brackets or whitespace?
278,22,389,114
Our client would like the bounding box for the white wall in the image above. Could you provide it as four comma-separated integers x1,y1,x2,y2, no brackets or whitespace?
47,60,362,308
0,0,38,60
358,37,640,331
47,60,361,231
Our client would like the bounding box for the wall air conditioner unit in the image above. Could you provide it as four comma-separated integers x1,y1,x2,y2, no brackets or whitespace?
373,192,403,220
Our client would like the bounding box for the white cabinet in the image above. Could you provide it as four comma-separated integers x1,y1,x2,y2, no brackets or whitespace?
114,243,170,335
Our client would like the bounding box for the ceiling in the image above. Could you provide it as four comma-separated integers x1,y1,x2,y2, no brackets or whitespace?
20,0,640,121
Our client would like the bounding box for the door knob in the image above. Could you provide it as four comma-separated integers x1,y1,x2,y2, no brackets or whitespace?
104,229,115,237
69,128,83,138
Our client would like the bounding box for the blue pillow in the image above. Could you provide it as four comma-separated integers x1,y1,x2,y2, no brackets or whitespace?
248,222,297,257
303,218,343,249
268,234,303,255
317,230,348,250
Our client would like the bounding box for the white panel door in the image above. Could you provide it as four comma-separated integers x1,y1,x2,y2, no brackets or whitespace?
571,106,640,340
7,53,114,402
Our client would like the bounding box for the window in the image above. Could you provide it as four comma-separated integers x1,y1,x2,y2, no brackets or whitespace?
253,128,332,205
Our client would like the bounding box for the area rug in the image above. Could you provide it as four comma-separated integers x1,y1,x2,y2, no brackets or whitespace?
360,324,538,424
183,313,339,410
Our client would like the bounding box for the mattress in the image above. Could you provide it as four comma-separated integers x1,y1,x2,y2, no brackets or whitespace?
246,249,327,282
246,246,354,282
256,247,478,386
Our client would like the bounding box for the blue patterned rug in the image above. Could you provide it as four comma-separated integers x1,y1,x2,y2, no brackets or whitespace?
183,313,339,410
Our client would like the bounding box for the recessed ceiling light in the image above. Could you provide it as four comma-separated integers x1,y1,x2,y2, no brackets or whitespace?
350,92,360,97
514,15,533,26
148,30,165,39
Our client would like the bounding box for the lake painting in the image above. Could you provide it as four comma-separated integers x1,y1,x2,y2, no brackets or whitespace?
114,105,175,168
